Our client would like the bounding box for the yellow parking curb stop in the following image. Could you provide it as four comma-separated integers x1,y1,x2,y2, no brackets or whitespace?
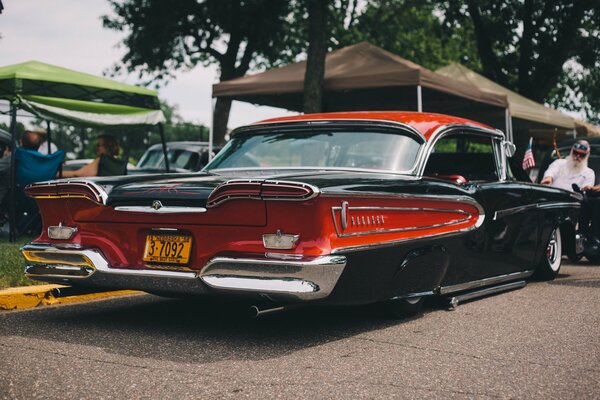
0,284,142,310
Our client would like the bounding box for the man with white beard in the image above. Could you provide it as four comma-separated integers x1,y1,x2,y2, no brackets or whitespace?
541,140,595,191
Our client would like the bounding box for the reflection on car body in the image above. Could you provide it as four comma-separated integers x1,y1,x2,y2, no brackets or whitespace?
21,112,580,317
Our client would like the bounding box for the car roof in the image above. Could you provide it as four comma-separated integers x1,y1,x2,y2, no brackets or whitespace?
257,111,497,141
146,141,211,151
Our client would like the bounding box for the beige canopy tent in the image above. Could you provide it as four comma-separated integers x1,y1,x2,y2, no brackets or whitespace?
436,63,600,161
437,63,575,129
214,42,510,135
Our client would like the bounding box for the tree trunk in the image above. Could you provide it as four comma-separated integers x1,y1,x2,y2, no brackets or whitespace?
213,97,232,145
303,0,328,114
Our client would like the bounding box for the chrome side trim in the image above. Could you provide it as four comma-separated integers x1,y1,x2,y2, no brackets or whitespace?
494,201,581,219
114,206,208,213
439,270,534,295
494,204,538,220
331,205,472,238
330,223,481,254
199,255,347,301
537,201,581,210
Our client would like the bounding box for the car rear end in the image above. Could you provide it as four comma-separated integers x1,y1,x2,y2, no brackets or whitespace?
20,177,350,302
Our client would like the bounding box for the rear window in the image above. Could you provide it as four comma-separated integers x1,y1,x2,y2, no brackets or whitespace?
206,129,422,172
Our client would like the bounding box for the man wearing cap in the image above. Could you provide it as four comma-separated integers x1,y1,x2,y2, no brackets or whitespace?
541,140,595,191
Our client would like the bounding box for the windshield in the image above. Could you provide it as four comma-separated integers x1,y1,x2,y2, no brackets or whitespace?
206,129,422,172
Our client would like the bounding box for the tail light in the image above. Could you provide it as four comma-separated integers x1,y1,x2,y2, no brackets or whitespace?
25,181,107,204
207,180,318,208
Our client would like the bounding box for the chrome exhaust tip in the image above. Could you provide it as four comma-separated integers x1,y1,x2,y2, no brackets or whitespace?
248,304,304,318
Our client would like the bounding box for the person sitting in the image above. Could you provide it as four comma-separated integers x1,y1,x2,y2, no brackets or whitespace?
20,129,42,151
541,140,595,191
29,127,58,155
62,134,127,178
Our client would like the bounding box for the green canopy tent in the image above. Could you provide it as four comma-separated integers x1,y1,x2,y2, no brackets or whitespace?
0,60,168,241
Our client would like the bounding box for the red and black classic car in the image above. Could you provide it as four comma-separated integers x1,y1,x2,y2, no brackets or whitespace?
21,112,581,316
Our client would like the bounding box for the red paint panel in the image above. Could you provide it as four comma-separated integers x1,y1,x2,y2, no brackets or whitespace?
259,111,493,140
31,194,481,273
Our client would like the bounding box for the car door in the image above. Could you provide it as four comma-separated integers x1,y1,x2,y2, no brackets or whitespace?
428,130,540,287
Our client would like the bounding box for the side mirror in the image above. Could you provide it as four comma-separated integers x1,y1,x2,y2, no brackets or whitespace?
503,141,516,158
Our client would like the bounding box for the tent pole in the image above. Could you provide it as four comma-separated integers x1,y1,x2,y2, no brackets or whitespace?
46,120,52,153
417,85,423,112
209,97,215,161
158,123,170,172
8,102,18,242
507,109,514,143
46,121,52,153
504,108,509,141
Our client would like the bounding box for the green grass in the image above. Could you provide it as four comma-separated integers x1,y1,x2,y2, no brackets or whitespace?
0,236,41,289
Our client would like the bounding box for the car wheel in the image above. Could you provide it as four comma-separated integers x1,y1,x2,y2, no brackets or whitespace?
535,227,562,280
387,296,424,318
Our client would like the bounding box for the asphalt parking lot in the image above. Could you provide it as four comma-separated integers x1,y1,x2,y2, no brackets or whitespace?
1,260,599,399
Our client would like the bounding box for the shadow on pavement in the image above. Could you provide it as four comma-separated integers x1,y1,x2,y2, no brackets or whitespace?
0,294,438,364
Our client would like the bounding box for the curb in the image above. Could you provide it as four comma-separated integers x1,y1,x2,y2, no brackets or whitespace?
0,284,142,311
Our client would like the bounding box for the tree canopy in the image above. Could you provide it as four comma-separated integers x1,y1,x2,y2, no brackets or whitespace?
103,0,293,144
104,0,600,135
436,0,600,122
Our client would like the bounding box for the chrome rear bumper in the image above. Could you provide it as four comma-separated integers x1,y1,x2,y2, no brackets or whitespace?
21,243,347,302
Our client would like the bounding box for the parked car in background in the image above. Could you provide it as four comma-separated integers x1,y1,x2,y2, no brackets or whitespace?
21,112,581,317
62,159,135,174
133,141,218,174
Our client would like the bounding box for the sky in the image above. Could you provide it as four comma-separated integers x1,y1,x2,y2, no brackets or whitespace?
0,0,296,129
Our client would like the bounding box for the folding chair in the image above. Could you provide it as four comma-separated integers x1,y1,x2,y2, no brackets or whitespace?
14,148,65,236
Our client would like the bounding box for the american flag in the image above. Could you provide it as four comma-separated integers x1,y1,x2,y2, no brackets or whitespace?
522,137,535,170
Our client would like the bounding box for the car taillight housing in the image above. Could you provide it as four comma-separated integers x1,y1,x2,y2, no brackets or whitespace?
25,181,107,204
207,180,318,207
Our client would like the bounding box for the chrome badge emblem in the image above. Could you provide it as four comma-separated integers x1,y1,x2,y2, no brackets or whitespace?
151,200,163,210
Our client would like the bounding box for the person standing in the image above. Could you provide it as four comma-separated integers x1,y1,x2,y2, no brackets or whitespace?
62,134,126,177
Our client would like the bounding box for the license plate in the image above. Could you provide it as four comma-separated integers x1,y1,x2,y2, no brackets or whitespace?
143,234,192,265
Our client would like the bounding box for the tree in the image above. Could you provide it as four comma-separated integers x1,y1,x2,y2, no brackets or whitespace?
339,0,480,71
103,0,292,145
304,0,330,113
437,0,600,115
